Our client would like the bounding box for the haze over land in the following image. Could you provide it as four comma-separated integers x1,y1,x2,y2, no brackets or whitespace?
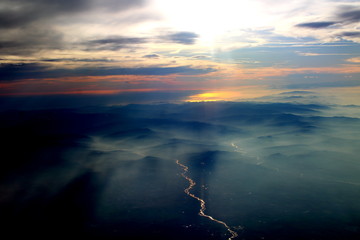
1,95,360,239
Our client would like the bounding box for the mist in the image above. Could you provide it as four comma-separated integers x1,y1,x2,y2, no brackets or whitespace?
1,101,360,239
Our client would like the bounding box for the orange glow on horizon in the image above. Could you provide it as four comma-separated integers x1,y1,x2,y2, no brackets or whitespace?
0,88,167,96
185,87,278,102
185,92,235,102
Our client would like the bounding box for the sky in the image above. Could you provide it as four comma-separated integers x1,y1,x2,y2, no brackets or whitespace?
0,0,360,105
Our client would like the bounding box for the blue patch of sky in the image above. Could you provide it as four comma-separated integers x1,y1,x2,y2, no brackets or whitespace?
268,72,360,89
267,35,318,43
215,41,360,68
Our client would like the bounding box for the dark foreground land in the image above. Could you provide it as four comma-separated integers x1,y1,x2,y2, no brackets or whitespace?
1,102,360,239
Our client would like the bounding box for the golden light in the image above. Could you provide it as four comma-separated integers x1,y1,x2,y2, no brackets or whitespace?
185,87,284,102
185,91,242,102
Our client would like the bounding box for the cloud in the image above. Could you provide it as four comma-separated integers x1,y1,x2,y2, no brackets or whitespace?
0,0,90,29
0,27,64,56
278,91,315,95
338,31,360,37
295,51,351,56
336,31,360,42
0,0,148,55
0,63,216,81
337,8,360,23
0,0,146,29
93,0,146,12
0,63,48,81
143,54,160,59
82,31,201,52
82,31,201,51
293,5,360,30
346,57,360,63
291,5,360,43
191,55,211,59
40,58,117,63
84,36,148,51
295,21,338,29
160,31,199,45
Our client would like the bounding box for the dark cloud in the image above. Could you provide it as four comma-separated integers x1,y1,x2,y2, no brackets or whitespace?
338,31,360,37
99,66,216,76
143,54,160,59
87,37,147,45
160,32,199,45
0,27,64,55
338,8,360,23
0,9,40,29
40,58,116,63
295,21,338,29
83,31,200,51
0,0,90,29
279,91,315,95
191,55,211,59
0,63,48,81
0,63,216,81
295,6,360,32
94,0,146,12
84,36,148,51
0,0,147,55
0,0,145,29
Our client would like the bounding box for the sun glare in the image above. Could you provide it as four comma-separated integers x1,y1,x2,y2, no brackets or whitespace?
185,91,242,102
185,87,285,102
154,0,266,44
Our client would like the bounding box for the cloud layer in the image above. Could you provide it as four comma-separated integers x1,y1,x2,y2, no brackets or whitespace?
0,63,215,81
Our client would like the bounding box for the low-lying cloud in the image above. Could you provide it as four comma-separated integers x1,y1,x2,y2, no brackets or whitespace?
0,63,216,81
1,99,360,239
159,31,200,45
295,21,338,29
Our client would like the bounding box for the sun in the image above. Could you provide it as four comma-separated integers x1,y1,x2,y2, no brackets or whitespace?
153,0,266,45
